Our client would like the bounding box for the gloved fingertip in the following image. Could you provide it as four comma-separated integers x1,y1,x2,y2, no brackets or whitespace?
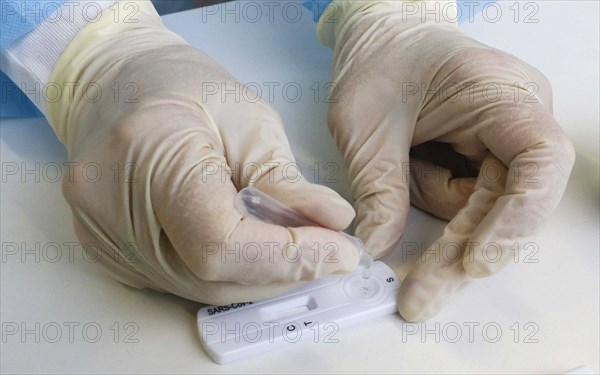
353,187,410,258
397,305,434,323
396,252,472,322
462,241,512,278
354,211,406,259
463,258,495,278
324,230,361,274
287,227,360,280
396,283,431,323
254,180,355,231
304,191,356,231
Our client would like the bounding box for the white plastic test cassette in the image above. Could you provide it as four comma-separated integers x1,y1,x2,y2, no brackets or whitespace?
197,260,399,364
197,187,399,364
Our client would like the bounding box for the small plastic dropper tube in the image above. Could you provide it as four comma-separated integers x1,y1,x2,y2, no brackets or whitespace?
340,233,372,279
235,187,373,277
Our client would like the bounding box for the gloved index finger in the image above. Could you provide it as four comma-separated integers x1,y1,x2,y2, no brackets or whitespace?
396,153,504,322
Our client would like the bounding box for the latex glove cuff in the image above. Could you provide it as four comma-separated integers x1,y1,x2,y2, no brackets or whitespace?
47,0,188,148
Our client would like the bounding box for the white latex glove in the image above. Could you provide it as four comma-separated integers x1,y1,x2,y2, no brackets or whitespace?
318,0,575,321
44,0,359,304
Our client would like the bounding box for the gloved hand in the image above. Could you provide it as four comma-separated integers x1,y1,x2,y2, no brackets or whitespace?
46,0,359,304
317,0,575,321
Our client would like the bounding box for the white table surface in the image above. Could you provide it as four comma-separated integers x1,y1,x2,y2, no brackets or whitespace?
1,1,598,373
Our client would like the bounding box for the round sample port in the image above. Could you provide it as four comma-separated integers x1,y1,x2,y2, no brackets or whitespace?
343,273,385,302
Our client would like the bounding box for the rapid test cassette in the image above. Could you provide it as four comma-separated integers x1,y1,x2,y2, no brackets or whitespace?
197,187,399,364
197,260,400,364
